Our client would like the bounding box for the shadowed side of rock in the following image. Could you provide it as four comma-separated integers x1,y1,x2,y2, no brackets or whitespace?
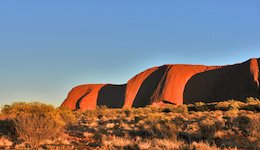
183,58,260,103
97,84,126,108
132,66,168,107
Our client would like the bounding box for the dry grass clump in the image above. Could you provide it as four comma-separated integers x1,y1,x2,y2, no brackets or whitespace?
215,100,244,110
249,115,260,148
187,142,221,150
198,117,222,140
102,136,184,150
150,120,178,140
102,136,139,150
188,98,260,112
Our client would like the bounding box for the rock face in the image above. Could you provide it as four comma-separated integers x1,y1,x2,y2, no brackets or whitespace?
61,58,260,111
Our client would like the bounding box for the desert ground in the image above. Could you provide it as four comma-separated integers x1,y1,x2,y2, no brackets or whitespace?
0,97,260,150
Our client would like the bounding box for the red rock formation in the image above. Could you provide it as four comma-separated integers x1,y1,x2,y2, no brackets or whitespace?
61,58,260,111
250,58,259,87
124,67,158,108
61,84,105,111
150,65,224,105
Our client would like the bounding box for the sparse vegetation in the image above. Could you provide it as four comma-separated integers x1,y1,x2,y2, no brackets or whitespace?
0,102,77,149
249,115,260,148
14,112,63,149
0,98,260,149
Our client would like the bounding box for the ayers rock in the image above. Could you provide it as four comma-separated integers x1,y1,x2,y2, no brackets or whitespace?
61,58,260,111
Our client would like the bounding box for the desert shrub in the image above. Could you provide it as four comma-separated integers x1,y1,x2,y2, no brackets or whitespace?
193,102,208,111
132,107,152,115
161,104,188,114
215,100,243,111
123,109,132,117
103,136,183,150
134,116,141,123
1,102,56,116
95,106,120,118
102,136,140,150
1,102,26,115
96,106,108,118
150,120,178,140
14,112,64,149
1,102,70,149
215,101,231,111
173,105,188,114
1,102,59,117
199,120,215,139
146,113,166,124
96,105,108,110
84,109,98,119
153,138,183,150
249,116,260,148
194,102,205,107
1,102,76,125
0,119,16,140
57,107,77,125
241,104,256,111
142,107,153,114
148,105,160,113
188,142,220,150
129,126,153,138
222,116,233,130
233,115,251,132
229,101,244,110
172,117,187,130
198,117,222,140
241,103,260,111
245,97,260,103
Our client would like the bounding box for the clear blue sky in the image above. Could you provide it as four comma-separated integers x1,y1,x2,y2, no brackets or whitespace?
0,1,260,106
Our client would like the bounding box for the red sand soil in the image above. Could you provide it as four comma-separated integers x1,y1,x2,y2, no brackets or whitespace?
61,58,260,111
